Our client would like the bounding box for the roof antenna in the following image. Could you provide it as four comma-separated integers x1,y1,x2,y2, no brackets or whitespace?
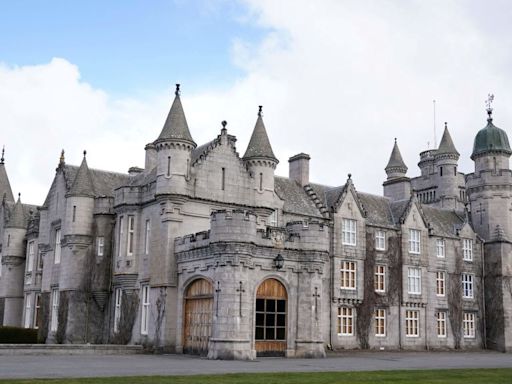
433,99,437,148
0,145,4,164
486,93,494,121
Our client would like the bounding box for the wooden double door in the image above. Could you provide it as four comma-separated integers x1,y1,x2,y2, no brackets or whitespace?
255,278,287,356
183,279,213,356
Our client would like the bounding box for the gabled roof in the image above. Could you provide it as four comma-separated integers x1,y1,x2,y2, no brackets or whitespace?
156,85,196,146
274,177,323,218
0,149,15,203
436,124,459,156
385,139,408,172
68,155,95,197
243,107,278,162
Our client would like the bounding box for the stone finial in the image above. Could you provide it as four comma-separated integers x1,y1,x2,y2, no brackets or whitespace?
59,149,65,166
0,145,4,164
221,120,227,131
175,83,181,96
258,105,263,117
83,150,87,158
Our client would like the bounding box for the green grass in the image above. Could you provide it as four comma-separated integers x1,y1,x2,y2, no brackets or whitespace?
1,369,512,384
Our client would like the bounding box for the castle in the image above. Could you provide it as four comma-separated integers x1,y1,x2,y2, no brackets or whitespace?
0,86,511,359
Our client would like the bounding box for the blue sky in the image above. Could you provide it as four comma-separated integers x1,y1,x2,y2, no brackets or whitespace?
0,0,265,95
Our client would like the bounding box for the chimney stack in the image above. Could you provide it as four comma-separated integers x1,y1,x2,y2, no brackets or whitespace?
288,153,310,187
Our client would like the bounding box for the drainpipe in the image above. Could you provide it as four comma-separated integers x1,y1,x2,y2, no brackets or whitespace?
398,231,402,350
329,213,335,350
480,239,486,349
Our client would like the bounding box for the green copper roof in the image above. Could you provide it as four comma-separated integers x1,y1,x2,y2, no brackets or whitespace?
471,117,511,159
243,107,278,162
156,85,196,146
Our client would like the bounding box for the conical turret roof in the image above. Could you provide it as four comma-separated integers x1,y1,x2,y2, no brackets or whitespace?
243,106,278,162
6,195,26,229
436,123,459,156
0,147,15,203
68,152,95,197
156,84,196,147
385,139,408,172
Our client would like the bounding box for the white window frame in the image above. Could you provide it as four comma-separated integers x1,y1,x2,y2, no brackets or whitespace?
436,238,445,258
141,284,150,335
463,239,473,261
374,265,386,293
409,229,421,254
144,219,150,255
54,229,61,264
97,236,105,257
340,261,356,290
342,219,357,246
405,310,419,337
24,293,32,328
375,309,386,337
337,307,354,336
463,312,476,338
27,241,35,272
407,267,421,294
436,311,447,338
127,215,135,256
462,273,474,299
50,289,59,332
375,230,385,251
33,293,41,329
114,288,122,333
436,271,446,297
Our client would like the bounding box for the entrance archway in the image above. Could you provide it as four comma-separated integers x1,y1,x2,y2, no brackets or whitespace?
183,278,213,355
255,278,287,356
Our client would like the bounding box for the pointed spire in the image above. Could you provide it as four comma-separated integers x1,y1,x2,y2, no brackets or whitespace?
385,138,408,174
243,106,278,162
0,146,15,203
436,122,459,156
6,193,26,229
156,84,196,147
68,151,95,197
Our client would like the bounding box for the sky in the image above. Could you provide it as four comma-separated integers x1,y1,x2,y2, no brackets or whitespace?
1,0,512,205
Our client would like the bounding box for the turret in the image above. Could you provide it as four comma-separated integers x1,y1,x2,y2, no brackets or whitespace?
434,123,460,207
383,139,411,201
154,84,196,196
0,194,27,326
0,147,15,203
243,106,278,206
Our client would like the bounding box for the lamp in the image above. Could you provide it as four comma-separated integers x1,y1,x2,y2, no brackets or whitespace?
274,254,284,270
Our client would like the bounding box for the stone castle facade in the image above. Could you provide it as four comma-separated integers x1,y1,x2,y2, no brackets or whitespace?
0,85,511,358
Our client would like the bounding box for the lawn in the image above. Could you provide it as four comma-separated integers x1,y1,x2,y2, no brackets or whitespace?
1,369,511,384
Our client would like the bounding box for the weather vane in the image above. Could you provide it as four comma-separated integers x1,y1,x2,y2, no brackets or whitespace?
486,93,495,116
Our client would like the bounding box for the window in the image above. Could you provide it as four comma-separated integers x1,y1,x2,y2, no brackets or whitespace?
337,307,354,335
118,216,124,258
408,267,421,294
72,205,76,222
375,230,385,251
24,294,31,328
50,289,59,332
375,309,386,337
33,293,41,329
141,285,150,335
27,241,35,272
127,216,135,256
7,233,10,246
436,271,446,296
96,237,104,257
114,288,122,333
222,167,226,191
436,312,447,338
463,312,475,338
409,229,421,254
462,273,474,298
342,219,357,246
267,211,278,227
167,156,171,176
440,166,443,176
340,261,356,290
54,229,61,264
436,239,445,258
144,220,150,255
405,310,419,337
255,297,286,341
374,265,386,293
259,172,263,191
463,239,473,261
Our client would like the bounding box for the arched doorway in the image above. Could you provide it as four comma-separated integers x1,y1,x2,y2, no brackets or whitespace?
183,278,213,356
255,278,287,356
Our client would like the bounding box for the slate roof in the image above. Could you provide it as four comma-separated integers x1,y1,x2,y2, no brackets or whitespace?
68,157,95,197
0,161,14,203
6,197,26,228
274,177,323,217
243,112,278,162
358,192,394,227
389,199,410,225
436,125,459,156
385,140,408,171
421,205,464,237
156,90,196,146
191,139,215,164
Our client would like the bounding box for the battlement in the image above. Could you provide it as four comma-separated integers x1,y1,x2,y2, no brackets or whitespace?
175,230,211,251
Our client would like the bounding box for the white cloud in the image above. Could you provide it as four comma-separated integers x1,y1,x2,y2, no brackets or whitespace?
2,1,512,205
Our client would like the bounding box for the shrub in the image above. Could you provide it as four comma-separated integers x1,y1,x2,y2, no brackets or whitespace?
0,326,39,344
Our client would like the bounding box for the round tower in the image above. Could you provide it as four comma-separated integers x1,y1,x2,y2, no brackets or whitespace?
243,106,278,207
434,122,460,207
155,84,196,196
0,195,27,326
